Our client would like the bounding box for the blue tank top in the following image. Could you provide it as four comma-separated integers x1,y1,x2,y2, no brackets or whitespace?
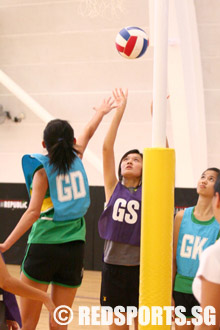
176,206,219,278
22,153,90,221
98,182,142,246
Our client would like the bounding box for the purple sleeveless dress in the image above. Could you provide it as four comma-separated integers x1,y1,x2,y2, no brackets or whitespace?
0,253,22,327
98,182,142,246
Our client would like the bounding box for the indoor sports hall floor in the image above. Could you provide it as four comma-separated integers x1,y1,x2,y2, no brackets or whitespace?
9,264,176,330
9,265,131,330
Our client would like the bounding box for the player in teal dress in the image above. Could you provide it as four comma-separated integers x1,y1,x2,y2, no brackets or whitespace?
0,96,116,330
173,168,220,330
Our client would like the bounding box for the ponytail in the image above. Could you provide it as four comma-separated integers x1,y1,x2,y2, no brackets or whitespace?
43,119,78,174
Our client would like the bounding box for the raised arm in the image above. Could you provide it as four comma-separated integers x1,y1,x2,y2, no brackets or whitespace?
172,210,184,319
0,254,55,322
103,88,128,203
172,210,183,286
76,97,116,158
0,168,48,253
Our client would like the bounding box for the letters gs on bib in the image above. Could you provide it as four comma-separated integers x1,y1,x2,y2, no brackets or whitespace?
112,198,140,224
56,171,86,202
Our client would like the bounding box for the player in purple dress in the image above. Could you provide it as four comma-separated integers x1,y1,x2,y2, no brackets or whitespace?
98,88,142,330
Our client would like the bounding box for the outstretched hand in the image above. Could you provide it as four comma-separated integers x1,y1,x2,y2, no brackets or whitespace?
93,97,116,115
113,88,128,110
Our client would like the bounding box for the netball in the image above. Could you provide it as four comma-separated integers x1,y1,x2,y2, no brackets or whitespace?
1,1,218,329
115,26,149,59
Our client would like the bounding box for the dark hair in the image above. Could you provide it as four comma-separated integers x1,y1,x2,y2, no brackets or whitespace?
118,149,143,182
214,172,220,195
203,167,220,175
43,119,78,174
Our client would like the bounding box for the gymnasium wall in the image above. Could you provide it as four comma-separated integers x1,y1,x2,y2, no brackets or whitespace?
0,183,106,270
0,1,219,268
0,183,198,270
0,0,219,188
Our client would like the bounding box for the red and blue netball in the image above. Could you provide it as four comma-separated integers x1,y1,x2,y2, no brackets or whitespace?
115,26,148,59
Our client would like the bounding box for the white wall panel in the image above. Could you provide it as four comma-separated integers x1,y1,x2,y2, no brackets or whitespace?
0,60,153,94
0,0,220,186
195,0,220,24
0,32,153,65
195,0,220,175
0,90,153,123
203,59,220,89
198,25,220,58
0,1,149,34
204,91,220,121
